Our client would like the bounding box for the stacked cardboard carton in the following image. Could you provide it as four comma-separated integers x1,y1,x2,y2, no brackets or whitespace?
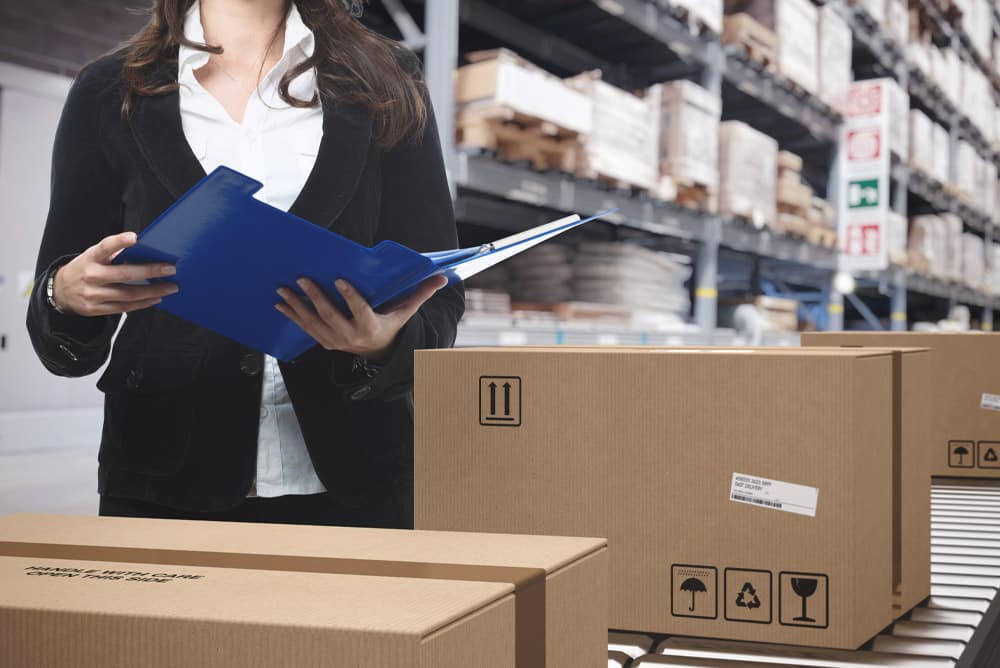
0,515,608,667
416,347,931,649
719,121,778,227
572,242,692,315
963,232,986,290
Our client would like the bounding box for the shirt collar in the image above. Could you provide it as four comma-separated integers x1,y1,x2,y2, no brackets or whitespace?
178,1,316,82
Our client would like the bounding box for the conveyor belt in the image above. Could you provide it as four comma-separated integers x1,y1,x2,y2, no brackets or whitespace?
607,481,1000,667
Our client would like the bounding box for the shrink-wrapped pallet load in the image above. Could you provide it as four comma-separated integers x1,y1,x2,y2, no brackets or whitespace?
718,121,778,227
572,242,692,317
818,3,852,111
907,215,942,276
724,0,819,94
566,72,659,192
886,0,908,46
964,233,986,291
932,123,950,185
885,78,909,161
908,109,934,174
649,80,721,210
955,141,977,202
940,214,964,283
454,49,592,172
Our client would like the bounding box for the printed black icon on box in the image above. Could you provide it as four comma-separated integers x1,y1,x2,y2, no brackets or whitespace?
949,440,975,468
979,442,1000,469
724,568,772,624
671,564,717,619
779,572,829,628
479,376,521,427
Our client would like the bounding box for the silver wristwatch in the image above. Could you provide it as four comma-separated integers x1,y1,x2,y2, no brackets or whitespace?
46,273,65,314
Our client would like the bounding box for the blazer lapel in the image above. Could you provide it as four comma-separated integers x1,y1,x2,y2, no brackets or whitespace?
128,62,207,201
288,97,373,230
128,58,374,231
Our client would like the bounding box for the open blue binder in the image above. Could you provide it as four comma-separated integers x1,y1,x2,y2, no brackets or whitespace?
116,166,611,361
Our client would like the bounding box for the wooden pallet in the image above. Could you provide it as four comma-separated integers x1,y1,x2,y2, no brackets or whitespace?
722,13,778,73
805,225,837,249
456,105,581,173
675,181,718,213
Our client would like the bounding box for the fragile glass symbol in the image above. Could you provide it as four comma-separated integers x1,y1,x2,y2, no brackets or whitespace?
791,577,818,623
680,577,706,611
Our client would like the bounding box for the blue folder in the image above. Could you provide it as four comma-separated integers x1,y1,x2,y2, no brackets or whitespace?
116,166,610,361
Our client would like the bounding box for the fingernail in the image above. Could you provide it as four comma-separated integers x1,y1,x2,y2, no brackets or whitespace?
335,279,347,292
153,298,162,305
162,265,176,276
127,232,138,243
296,278,309,290
276,288,287,297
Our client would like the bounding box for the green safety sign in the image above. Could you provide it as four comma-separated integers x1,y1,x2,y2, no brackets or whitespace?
847,178,880,209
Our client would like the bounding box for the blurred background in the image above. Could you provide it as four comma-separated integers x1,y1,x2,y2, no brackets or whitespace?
1,0,999,514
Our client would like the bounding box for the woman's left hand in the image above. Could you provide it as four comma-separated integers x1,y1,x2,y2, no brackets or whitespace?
275,275,448,362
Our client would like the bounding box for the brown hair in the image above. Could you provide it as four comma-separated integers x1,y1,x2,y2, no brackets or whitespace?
121,0,427,147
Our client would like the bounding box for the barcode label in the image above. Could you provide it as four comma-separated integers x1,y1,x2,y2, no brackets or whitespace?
730,494,783,510
982,393,1000,411
730,473,818,517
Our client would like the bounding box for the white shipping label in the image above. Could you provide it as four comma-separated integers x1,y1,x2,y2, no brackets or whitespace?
730,473,818,517
981,393,1000,411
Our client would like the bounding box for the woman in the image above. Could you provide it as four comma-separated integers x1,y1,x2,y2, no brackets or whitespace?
26,0,464,528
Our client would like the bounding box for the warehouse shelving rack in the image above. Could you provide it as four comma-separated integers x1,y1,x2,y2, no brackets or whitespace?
370,0,1000,337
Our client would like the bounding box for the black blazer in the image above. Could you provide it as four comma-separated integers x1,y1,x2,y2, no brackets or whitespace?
26,49,465,520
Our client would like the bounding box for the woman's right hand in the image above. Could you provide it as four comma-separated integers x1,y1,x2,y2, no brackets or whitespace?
52,231,179,317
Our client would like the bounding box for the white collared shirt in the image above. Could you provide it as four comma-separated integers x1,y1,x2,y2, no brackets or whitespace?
178,0,327,498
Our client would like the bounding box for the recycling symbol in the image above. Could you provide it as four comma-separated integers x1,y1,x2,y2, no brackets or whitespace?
735,582,761,609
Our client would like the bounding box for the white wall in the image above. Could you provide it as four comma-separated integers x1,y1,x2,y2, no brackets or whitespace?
0,63,103,515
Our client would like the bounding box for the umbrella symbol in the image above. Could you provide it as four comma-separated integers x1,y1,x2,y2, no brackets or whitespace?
954,445,970,465
680,577,707,612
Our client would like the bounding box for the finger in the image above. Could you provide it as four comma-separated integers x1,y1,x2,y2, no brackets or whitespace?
332,279,377,331
91,283,178,303
88,297,163,316
383,275,447,323
95,262,177,284
275,302,335,349
296,279,352,331
89,232,138,263
277,287,338,342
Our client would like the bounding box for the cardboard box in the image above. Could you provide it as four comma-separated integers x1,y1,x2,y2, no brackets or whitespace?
0,515,607,668
651,80,721,192
416,347,919,648
803,333,1000,479
818,3,852,111
719,121,778,226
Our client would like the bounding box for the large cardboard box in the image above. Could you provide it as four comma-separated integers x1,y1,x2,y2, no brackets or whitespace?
0,515,607,668
803,333,1000,479
416,347,917,648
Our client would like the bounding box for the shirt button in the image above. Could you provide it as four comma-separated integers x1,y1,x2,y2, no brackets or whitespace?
240,354,262,376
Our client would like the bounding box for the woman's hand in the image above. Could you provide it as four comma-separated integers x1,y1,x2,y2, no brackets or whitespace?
275,275,448,362
53,232,179,317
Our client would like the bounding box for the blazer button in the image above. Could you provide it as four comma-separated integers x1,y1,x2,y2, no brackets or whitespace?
126,368,143,390
240,354,262,377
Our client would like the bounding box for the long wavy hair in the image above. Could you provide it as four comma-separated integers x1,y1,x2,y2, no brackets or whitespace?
120,0,427,147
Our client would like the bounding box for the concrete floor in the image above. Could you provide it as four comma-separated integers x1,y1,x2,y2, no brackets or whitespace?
0,409,103,515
